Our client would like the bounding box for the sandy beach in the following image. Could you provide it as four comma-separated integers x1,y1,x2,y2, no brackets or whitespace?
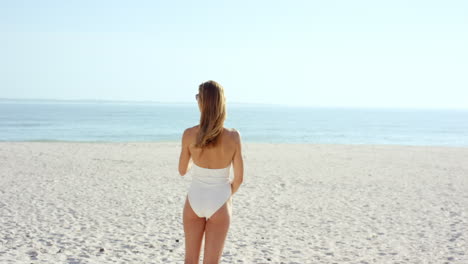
0,142,467,263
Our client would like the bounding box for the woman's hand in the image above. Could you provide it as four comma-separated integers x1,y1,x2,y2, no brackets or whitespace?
230,183,234,196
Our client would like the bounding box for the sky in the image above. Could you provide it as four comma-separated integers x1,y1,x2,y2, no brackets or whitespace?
1,0,467,109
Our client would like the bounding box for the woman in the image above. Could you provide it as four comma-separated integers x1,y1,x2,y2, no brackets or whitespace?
178,80,244,264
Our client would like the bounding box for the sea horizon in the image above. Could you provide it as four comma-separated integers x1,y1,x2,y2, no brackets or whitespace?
2,97,468,111
1,98,468,147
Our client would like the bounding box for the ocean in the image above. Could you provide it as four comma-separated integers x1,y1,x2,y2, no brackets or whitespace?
1,99,467,147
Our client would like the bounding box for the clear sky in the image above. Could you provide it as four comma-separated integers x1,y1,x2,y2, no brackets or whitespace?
1,0,467,109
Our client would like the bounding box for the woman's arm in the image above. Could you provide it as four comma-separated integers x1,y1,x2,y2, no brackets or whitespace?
231,129,244,195
178,128,192,176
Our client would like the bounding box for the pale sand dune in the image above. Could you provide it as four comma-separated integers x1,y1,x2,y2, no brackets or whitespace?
0,142,467,263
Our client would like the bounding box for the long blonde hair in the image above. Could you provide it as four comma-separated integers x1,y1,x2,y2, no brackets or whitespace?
194,80,227,150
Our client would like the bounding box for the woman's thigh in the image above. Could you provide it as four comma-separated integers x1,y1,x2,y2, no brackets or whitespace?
203,198,232,263
183,196,206,263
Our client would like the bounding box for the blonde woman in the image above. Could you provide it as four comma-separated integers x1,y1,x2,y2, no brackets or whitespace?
178,80,244,264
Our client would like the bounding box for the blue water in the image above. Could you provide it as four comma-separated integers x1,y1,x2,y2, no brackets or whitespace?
1,99,467,146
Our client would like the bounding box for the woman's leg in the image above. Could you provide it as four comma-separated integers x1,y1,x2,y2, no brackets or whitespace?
183,196,206,264
202,197,232,264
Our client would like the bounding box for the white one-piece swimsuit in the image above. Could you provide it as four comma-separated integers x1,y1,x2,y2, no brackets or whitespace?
187,162,232,220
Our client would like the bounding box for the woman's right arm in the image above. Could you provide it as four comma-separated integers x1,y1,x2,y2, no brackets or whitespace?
231,129,244,195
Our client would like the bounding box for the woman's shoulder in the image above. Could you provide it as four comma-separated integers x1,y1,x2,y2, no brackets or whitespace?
184,126,240,140
182,126,198,141
223,127,241,142
184,125,199,133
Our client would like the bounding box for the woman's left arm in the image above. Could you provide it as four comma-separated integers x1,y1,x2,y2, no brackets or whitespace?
178,128,192,176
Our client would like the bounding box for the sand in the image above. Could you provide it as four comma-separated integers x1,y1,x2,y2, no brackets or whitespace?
0,142,467,263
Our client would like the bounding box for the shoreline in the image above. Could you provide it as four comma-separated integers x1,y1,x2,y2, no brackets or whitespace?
1,140,468,149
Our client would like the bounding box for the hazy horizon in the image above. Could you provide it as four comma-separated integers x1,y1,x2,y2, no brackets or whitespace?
2,97,468,111
1,1,467,109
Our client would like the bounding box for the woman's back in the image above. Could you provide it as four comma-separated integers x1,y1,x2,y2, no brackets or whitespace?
188,126,238,169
